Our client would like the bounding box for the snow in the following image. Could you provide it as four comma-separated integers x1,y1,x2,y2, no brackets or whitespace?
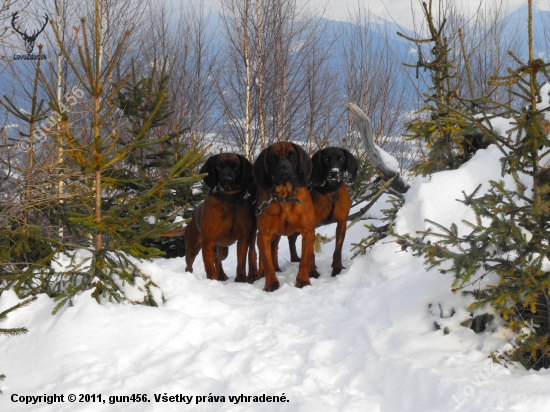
394,144,512,236
3,135,550,410
375,145,400,173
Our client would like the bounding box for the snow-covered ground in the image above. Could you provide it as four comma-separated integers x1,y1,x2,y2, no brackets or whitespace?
2,144,550,411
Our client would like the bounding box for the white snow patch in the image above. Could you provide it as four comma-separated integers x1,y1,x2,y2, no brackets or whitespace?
395,144,510,236
376,145,400,173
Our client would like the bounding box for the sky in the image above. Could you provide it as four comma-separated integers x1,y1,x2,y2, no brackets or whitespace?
321,0,541,27
200,0,547,29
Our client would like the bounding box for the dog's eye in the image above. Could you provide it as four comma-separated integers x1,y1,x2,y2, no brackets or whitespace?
269,155,278,163
215,162,223,169
288,152,296,159
232,163,239,169
337,156,344,163
323,157,330,163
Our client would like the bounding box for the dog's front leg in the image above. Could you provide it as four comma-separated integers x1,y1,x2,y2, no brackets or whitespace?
258,231,280,292
331,219,346,277
235,236,248,283
296,229,314,288
288,232,301,262
309,251,320,279
214,246,229,281
247,223,261,283
201,239,218,280
271,234,282,272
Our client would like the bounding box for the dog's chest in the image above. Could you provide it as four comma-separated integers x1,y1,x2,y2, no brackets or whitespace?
262,202,310,235
203,200,253,241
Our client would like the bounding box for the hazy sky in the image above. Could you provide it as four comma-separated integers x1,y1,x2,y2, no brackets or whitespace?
322,0,538,27
200,0,546,29
325,0,536,28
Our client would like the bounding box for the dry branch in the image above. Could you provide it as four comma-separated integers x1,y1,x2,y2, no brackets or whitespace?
347,103,410,194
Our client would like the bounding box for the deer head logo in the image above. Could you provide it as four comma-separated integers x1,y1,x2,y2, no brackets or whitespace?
11,11,49,54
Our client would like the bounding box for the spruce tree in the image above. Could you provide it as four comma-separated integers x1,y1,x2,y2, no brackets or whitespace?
116,60,206,257
2,1,205,313
117,59,177,174
397,1,491,175
43,6,205,312
396,0,550,369
0,46,66,296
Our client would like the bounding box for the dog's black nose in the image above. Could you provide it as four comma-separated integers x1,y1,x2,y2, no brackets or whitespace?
221,175,233,185
278,168,291,179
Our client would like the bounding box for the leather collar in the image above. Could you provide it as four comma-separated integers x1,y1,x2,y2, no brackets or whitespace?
309,180,343,194
211,185,250,204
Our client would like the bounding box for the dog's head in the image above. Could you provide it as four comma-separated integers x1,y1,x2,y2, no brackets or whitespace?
253,142,312,191
311,147,358,185
200,153,254,191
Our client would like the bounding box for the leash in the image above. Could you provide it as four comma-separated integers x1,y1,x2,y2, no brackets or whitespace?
255,188,303,216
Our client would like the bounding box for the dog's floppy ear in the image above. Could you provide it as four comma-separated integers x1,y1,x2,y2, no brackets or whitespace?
292,143,312,187
238,154,254,188
199,155,217,189
253,147,274,191
310,149,325,185
343,149,359,183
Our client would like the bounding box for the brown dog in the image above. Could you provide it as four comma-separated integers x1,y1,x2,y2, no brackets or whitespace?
252,142,316,291
185,153,257,282
287,147,358,277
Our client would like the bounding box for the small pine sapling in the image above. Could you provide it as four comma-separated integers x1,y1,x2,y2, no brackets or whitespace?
0,46,68,297
116,60,207,257
23,2,207,313
397,1,494,175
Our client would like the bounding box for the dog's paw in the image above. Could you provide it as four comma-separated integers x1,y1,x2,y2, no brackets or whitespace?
234,274,248,283
290,256,301,263
309,269,321,279
295,278,311,288
263,282,280,292
331,267,343,277
217,273,229,282
247,272,264,283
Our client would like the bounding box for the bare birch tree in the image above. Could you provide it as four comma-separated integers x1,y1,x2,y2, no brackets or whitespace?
218,0,256,158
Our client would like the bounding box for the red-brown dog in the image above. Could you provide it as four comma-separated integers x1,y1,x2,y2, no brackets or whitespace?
185,153,257,282
252,142,315,291
287,147,358,277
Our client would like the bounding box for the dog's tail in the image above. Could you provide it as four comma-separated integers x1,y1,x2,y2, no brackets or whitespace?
160,227,186,237
156,226,186,258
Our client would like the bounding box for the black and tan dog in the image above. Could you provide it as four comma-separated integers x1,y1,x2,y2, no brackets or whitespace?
252,142,315,291
185,153,257,282
287,147,358,277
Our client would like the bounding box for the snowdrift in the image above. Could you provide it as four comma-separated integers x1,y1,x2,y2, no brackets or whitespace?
2,143,550,411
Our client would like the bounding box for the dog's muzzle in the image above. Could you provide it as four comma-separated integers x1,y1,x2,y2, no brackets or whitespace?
327,168,343,181
218,175,235,190
326,168,353,185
